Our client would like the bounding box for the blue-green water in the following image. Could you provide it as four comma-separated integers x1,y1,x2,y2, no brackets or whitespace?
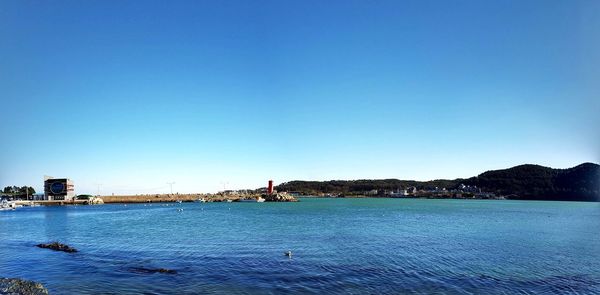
1,198,599,294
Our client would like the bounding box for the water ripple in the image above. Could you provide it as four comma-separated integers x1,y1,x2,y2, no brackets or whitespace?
1,199,599,294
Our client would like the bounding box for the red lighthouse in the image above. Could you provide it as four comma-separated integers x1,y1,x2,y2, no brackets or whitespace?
267,180,274,195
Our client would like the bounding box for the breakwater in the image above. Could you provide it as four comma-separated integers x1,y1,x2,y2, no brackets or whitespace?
100,193,297,203
100,193,203,203
12,200,90,206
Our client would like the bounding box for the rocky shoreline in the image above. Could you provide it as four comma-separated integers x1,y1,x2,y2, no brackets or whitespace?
262,193,298,202
0,278,49,295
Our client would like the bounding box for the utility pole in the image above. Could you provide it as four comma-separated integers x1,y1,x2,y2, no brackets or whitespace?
167,182,175,195
94,183,102,196
220,181,229,192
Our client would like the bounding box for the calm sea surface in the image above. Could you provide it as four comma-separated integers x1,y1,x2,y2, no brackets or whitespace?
1,198,599,294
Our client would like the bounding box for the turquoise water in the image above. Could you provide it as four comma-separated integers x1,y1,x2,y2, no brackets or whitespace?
1,198,599,294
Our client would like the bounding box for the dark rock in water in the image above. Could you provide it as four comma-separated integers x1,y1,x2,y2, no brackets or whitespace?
0,278,49,295
129,267,177,274
36,242,77,253
156,268,177,274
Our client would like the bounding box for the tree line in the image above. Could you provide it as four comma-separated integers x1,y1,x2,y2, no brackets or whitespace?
2,186,36,197
275,163,600,201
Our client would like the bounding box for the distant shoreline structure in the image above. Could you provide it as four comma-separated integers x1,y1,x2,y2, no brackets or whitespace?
2,163,598,205
100,193,296,204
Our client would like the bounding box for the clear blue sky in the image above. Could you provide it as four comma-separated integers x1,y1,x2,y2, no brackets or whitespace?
1,0,598,194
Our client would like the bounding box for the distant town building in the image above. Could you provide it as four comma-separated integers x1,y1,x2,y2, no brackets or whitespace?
32,193,45,201
44,177,75,201
458,184,481,193
407,187,417,195
389,189,408,197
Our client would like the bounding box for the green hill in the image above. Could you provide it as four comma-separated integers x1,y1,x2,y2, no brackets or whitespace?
464,163,600,201
275,163,600,201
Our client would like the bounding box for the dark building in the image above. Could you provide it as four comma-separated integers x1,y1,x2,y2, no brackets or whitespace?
44,178,75,201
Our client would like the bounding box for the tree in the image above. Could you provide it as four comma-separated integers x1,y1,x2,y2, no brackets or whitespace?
2,186,36,199
19,186,35,195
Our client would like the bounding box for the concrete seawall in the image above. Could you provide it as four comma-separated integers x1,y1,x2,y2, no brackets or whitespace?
100,193,297,203
10,194,297,206
100,194,205,203
16,200,89,206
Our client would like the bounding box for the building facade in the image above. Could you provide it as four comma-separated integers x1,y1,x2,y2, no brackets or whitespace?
44,178,75,201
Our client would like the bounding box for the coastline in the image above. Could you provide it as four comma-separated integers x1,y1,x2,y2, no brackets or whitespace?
8,194,594,208
2,194,297,207
99,193,297,203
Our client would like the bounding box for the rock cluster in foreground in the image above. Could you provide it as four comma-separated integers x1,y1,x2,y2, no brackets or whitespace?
0,278,49,295
36,242,77,253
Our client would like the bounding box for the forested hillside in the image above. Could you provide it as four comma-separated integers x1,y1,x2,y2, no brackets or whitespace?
276,163,600,201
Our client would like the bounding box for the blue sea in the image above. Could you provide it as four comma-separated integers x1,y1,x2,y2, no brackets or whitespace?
1,198,599,294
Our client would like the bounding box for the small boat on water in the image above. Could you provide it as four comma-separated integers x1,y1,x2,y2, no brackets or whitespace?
239,196,266,203
0,200,17,211
195,198,207,203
